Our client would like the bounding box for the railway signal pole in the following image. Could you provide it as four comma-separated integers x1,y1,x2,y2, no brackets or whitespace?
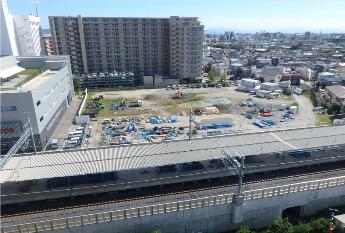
188,107,201,140
222,149,245,224
222,149,245,196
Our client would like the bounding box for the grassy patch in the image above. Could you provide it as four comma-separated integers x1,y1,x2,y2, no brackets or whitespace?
110,108,153,117
316,114,333,126
291,102,299,107
84,95,149,117
15,68,49,87
18,68,42,78
303,91,317,106
281,94,294,101
162,94,205,113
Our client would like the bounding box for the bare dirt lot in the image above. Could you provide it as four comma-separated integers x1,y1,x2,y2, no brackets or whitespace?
84,86,316,147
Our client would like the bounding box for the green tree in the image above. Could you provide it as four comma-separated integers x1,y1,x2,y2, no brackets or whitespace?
304,90,317,106
151,229,162,233
309,218,329,233
293,223,312,233
208,66,218,83
220,73,227,82
267,218,293,233
236,226,256,233
73,77,81,92
328,104,341,115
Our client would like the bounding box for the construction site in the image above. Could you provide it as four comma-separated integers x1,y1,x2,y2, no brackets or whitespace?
74,85,316,148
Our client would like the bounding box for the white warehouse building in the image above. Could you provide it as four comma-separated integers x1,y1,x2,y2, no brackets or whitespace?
237,78,260,92
0,56,74,154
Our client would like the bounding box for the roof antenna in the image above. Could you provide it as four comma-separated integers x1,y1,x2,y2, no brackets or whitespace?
32,0,39,16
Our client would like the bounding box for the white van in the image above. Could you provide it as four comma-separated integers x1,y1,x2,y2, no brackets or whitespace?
76,127,85,131
66,140,80,148
70,136,81,142
51,139,59,149
68,130,83,138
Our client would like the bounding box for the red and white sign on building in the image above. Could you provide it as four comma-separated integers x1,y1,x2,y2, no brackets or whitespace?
0,122,22,138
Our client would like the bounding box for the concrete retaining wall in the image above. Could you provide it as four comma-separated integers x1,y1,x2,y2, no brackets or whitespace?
3,176,345,233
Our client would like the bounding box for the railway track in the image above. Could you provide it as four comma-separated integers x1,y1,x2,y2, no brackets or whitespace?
2,160,345,218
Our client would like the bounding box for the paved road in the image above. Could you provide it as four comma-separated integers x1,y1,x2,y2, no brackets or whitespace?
292,94,316,127
45,97,82,150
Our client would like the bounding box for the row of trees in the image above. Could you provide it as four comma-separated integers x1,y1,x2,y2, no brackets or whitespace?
235,217,331,233
208,66,227,83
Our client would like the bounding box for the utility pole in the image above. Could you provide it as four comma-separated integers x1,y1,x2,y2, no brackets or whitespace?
189,107,192,140
237,156,244,196
27,117,37,154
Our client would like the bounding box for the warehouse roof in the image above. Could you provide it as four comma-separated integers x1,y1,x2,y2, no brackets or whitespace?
1,125,345,183
326,85,345,99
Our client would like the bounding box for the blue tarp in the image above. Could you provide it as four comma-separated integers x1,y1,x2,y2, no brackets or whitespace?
149,117,166,124
201,122,233,130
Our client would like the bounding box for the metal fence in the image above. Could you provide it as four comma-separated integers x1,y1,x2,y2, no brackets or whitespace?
2,175,345,233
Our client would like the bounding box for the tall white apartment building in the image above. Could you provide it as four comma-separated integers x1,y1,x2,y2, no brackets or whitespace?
0,0,18,56
13,14,42,56
0,0,42,56
49,16,204,81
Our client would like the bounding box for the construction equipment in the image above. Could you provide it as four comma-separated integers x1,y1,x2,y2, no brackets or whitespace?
175,89,182,99
92,94,103,102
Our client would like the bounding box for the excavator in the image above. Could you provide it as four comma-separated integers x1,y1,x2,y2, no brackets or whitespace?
175,89,182,99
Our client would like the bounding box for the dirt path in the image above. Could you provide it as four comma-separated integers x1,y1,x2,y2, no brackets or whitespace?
290,94,316,128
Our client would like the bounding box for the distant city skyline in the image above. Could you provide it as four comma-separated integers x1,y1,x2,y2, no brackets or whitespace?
7,0,345,33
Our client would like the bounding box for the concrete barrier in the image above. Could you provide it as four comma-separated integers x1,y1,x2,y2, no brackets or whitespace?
2,175,345,233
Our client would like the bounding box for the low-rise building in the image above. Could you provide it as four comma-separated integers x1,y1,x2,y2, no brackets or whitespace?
81,72,135,89
229,63,243,74
256,66,283,82
324,85,345,106
334,214,345,233
260,82,280,92
317,72,341,85
0,55,74,154
237,78,260,92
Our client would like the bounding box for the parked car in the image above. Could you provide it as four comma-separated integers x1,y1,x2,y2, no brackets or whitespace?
51,139,59,149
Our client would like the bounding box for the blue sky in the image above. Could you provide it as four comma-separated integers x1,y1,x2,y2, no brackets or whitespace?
7,0,345,33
